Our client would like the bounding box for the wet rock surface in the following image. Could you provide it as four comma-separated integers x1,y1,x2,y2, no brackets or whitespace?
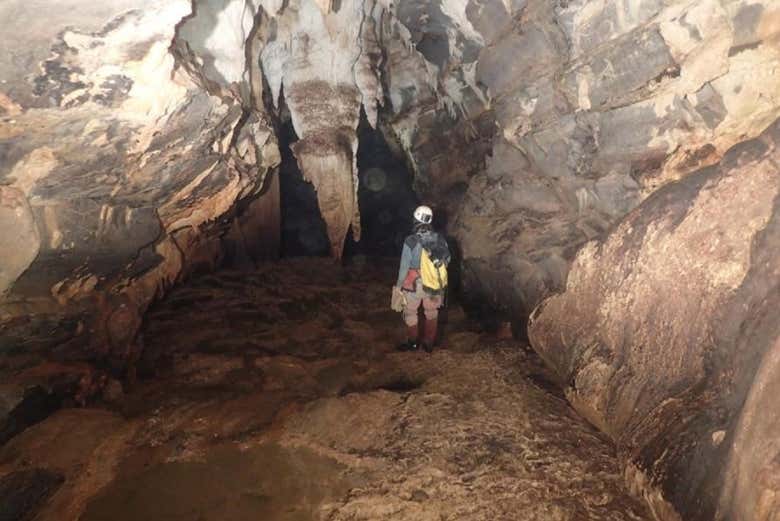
0,259,650,520
529,118,780,520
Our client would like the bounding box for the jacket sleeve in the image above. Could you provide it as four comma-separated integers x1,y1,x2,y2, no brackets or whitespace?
396,242,412,287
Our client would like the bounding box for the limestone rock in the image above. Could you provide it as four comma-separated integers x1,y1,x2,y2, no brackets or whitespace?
0,187,40,296
0,3,779,518
254,0,491,256
528,118,780,521
0,0,280,365
2,0,778,340
453,0,780,319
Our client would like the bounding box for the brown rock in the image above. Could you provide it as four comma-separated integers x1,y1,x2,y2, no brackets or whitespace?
529,118,780,521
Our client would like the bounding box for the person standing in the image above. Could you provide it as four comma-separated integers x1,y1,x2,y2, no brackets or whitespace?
392,205,451,353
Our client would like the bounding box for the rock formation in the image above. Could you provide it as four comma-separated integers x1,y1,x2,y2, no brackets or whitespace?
529,119,780,521
452,0,780,320
0,0,492,369
1,0,281,372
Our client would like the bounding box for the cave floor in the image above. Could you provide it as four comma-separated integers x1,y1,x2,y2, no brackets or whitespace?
0,258,651,521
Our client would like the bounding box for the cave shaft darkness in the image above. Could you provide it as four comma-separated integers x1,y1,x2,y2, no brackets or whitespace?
279,109,420,259
1,0,780,520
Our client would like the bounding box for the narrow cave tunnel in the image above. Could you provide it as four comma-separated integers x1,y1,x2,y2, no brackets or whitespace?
344,113,421,258
1,1,780,521
279,109,420,259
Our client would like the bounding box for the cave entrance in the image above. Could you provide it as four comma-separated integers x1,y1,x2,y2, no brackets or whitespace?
279,110,418,259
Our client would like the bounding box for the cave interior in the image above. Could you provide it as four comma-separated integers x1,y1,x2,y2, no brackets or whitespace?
0,1,779,520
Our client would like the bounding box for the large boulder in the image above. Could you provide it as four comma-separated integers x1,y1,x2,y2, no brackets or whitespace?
528,118,780,521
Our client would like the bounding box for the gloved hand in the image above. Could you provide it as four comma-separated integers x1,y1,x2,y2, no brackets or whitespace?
391,286,405,312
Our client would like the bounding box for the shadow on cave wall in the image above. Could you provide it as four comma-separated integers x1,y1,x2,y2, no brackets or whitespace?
278,118,332,258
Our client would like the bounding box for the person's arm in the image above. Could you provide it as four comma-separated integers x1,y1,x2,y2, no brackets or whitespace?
436,234,452,266
396,242,412,287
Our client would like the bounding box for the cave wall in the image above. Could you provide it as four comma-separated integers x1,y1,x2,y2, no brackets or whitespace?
450,0,780,320
528,117,780,521
0,0,280,372
2,0,778,363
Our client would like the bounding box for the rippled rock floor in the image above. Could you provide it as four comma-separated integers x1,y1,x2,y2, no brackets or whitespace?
0,259,650,521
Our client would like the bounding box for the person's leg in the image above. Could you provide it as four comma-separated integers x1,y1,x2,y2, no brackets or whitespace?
421,294,443,352
399,291,422,351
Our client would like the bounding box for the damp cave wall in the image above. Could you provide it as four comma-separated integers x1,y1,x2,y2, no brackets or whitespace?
530,120,780,521
1,1,780,520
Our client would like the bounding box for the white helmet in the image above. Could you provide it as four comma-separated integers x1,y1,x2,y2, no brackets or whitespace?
413,205,433,224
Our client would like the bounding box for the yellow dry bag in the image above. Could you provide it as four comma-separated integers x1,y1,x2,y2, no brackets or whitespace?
420,248,448,293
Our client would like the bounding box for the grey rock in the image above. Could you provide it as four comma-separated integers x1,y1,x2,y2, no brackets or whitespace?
0,188,39,296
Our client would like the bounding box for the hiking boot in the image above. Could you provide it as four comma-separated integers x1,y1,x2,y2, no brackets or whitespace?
398,325,419,352
398,340,419,352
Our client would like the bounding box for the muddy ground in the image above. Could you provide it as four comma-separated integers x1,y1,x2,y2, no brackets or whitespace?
0,258,651,521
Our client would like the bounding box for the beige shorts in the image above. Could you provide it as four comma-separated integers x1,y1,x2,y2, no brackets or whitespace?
402,280,443,326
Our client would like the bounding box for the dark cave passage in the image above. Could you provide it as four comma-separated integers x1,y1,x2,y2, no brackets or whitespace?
278,119,331,258
278,110,419,259
343,113,420,258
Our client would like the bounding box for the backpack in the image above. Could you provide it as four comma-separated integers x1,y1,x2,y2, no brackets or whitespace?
419,234,449,293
